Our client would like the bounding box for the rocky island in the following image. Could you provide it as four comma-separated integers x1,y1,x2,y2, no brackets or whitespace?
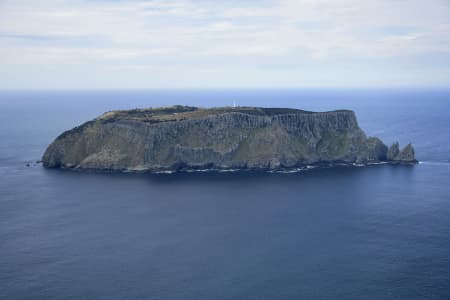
42,106,417,173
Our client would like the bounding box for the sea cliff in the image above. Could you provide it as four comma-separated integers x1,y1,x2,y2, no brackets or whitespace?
42,106,417,172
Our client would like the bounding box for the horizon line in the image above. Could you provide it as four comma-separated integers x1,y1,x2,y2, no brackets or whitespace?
1,86,450,92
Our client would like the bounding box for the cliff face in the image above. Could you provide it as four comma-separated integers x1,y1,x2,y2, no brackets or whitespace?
387,142,416,163
42,106,416,172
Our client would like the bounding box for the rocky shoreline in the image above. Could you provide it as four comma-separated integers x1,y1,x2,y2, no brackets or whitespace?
45,159,418,175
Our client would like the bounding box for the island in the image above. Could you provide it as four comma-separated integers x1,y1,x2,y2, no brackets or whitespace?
42,106,417,173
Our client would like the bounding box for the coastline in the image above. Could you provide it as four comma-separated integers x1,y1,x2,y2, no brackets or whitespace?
42,159,418,175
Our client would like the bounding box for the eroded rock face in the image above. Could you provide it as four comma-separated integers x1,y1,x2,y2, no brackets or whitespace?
387,142,400,161
42,106,417,172
398,143,416,162
387,142,417,163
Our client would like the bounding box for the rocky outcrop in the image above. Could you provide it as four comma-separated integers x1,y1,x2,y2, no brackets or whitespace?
387,142,417,163
42,106,417,172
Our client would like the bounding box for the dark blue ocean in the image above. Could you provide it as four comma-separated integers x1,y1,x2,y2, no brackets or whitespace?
1,89,450,299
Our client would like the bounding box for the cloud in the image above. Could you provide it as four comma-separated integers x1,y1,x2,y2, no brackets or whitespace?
0,0,449,88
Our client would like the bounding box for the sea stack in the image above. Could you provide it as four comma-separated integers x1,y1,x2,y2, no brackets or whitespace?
387,142,417,163
42,106,417,172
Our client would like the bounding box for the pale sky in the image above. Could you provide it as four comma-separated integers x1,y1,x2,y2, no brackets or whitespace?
1,0,450,89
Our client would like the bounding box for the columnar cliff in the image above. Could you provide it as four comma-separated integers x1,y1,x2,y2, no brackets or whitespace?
42,106,417,172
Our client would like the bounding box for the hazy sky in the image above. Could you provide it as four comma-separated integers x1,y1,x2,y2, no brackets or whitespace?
1,0,450,89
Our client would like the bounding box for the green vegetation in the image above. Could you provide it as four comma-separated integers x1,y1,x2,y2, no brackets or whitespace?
96,105,349,124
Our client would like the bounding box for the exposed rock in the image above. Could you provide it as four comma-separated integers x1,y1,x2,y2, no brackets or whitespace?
387,142,400,161
42,106,417,172
387,142,417,163
398,143,416,162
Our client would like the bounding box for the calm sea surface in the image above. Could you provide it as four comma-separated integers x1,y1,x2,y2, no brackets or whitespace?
1,89,450,299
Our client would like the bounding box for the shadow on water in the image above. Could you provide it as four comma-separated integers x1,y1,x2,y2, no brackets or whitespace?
41,163,415,183
42,164,400,179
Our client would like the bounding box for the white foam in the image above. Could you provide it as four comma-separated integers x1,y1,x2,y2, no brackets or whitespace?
154,170,175,174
